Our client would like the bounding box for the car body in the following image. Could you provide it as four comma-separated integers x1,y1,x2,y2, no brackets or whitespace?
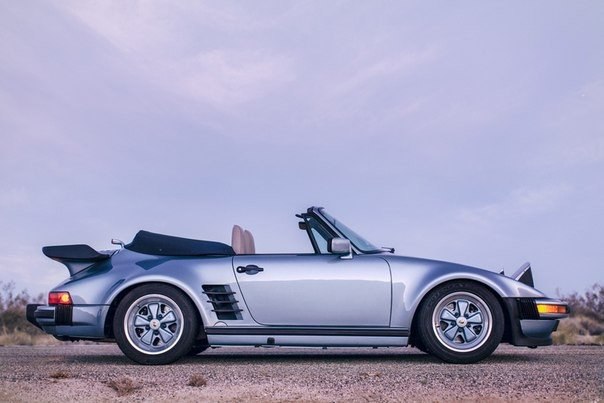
27,206,569,364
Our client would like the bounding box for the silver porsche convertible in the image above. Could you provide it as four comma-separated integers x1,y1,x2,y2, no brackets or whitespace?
27,206,569,365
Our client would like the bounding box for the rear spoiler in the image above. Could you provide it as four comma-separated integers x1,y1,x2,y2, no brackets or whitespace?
42,244,112,276
511,262,534,287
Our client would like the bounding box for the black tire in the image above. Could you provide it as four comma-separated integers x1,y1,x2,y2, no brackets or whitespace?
113,284,199,365
410,338,428,353
187,325,210,356
415,281,504,364
187,343,210,356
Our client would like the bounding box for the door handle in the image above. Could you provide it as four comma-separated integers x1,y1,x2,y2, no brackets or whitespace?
236,264,264,275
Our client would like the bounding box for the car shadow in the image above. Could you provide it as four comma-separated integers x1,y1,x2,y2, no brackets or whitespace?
184,352,534,365
64,348,535,366
185,352,437,364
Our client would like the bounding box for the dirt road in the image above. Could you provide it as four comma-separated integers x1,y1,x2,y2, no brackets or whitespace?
0,344,602,402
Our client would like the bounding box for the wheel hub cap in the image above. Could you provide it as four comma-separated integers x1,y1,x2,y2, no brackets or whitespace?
432,291,493,353
456,317,468,327
124,294,184,355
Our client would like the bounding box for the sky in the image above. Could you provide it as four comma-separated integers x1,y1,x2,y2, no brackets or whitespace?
1,1,603,298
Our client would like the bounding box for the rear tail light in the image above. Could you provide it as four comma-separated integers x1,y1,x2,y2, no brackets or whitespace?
48,292,73,305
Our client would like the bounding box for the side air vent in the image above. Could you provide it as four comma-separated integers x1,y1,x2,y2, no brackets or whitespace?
202,284,243,320
517,298,539,319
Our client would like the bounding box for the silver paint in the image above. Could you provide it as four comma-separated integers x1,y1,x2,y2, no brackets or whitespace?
32,206,567,352
232,254,391,326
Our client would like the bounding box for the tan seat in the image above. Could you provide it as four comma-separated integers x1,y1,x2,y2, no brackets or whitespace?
232,225,255,254
231,225,245,254
243,230,255,254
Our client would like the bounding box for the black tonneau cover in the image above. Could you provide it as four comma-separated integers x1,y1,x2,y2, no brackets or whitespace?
126,230,234,256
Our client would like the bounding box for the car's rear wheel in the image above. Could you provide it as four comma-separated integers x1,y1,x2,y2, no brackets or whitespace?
416,281,504,364
114,284,199,365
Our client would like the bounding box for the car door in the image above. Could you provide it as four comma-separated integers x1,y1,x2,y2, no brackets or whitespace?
232,254,392,327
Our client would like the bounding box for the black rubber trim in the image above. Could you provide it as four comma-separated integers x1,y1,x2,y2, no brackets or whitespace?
202,291,236,296
55,305,73,326
28,305,74,327
517,298,540,319
502,298,553,347
26,304,44,329
212,309,244,313
205,327,409,337
33,309,54,319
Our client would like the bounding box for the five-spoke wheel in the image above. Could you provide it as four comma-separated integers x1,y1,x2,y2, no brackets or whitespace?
124,294,184,355
432,292,492,352
114,284,200,365
416,281,503,363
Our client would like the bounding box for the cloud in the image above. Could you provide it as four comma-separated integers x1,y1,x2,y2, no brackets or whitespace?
309,47,440,123
541,80,604,166
0,253,64,294
160,50,295,109
56,1,262,55
328,48,439,98
0,188,29,208
458,184,572,226
0,1,602,297
54,2,296,111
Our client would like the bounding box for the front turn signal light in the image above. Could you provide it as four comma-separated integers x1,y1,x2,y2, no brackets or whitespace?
537,303,569,315
49,291,73,305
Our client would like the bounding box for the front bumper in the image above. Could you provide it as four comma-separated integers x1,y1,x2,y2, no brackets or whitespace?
503,298,569,347
26,303,110,340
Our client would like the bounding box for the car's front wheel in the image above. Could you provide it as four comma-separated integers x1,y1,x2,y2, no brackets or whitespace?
114,284,199,365
416,281,504,364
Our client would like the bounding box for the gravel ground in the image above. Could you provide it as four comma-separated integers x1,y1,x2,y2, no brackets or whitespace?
0,344,602,402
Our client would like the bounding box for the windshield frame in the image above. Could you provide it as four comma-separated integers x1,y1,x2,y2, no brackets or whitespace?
316,208,383,254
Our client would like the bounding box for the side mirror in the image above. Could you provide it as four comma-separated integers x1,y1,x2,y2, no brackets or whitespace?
328,237,352,259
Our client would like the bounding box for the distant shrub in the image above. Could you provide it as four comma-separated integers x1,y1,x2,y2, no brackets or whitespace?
554,316,604,345
554,284,604,345
0,281,46,341
560,283,603,323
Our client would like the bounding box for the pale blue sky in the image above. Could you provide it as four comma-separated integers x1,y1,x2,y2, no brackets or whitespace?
1,1,602,297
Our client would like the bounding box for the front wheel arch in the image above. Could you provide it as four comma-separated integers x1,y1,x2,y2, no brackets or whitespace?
409,279,508,355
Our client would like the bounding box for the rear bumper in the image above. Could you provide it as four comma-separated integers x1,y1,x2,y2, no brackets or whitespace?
26,303,109,339
502,298,567,347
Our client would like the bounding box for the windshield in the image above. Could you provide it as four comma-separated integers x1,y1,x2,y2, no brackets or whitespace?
318,209,381,253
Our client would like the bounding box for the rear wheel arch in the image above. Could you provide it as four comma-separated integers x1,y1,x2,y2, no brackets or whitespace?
112,283,210,364
104,281,204,339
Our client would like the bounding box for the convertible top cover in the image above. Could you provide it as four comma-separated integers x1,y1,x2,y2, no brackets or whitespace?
126,230,235,256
